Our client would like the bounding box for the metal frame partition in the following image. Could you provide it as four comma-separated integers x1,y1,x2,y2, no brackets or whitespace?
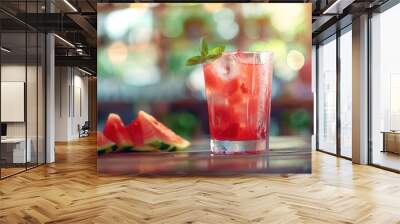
367,9,372,167
336,26,341,158
0,0,47,180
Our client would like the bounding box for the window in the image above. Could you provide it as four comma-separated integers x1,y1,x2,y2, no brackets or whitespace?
371,3,400,171
339,28,352,158
317,37,337,154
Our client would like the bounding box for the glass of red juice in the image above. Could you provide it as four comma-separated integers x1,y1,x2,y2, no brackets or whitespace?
202,51,273,154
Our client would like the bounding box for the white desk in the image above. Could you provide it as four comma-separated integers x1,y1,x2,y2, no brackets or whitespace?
1,138,31,163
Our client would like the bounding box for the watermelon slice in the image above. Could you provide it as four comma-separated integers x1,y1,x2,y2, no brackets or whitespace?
126,118,150,151
97,132,117,155
126,119,143,146
103,113,133,150
135,111,190,151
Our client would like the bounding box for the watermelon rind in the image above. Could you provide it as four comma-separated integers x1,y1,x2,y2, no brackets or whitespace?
98,141,189,153
97,144,118,155
128,140,187,152
145,140,187,152
97,131,118,155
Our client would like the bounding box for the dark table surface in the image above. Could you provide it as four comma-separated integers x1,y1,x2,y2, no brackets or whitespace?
97,136,311,175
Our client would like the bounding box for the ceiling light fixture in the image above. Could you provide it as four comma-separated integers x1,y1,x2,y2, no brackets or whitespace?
63,0,78,12
78,67,92,76
76,48,86,56
1,47,11,53
322,0,354,15
54,34,75,48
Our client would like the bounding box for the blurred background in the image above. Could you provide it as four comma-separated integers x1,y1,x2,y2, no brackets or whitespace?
97,3,312,141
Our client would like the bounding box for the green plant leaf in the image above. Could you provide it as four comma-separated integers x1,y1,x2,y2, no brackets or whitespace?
186,55,203,66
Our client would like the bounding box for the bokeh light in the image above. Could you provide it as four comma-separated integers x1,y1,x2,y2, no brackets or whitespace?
212,8,235,23
287,50,305,71
130,3,160,8
217,21,239,40
162,8,184,38
187,65,206,100
107,42,128,65
105,7,153,43
213,8,239,40
203,3,224,12
123,67,160,87
270,4,305,38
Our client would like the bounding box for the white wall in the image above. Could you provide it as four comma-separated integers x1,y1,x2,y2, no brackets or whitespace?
55,67,89,141
55,67,69,141
72,73,89,138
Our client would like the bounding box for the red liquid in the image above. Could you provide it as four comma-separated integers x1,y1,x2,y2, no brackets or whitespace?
203,52,272,141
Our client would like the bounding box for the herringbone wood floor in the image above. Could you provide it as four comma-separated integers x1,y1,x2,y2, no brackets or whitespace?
1,135,400,224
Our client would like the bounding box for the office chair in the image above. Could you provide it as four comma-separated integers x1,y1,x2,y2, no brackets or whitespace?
79,121,90,138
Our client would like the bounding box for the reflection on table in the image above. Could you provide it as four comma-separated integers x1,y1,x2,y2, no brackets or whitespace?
98,136,311,175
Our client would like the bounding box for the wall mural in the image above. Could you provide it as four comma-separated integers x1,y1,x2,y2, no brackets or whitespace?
97,3,312,175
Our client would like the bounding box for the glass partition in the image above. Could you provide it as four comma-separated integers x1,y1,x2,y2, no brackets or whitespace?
317,37,337,154
27,30,38,169
0,1,46,179
0,30,28,177
339,28,352,158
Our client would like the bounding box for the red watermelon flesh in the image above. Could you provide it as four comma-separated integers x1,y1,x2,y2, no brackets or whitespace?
136,111,190,151
103,113,133,149
126,118,144,147
97,132,117,154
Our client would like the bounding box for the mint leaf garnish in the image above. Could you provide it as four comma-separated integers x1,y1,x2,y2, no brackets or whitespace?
186,38,225,66
201,38,208,57
186,55,203,66
207,45,225,60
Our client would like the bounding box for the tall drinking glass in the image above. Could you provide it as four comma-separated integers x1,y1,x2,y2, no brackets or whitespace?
203,51,273,154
